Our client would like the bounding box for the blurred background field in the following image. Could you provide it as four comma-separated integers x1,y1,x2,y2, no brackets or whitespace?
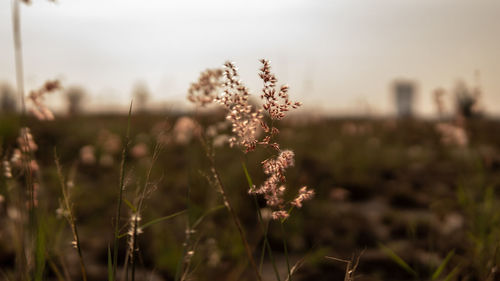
1,0,500,280
1,112,499,280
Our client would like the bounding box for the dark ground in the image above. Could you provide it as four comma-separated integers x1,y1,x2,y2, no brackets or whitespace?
1,113,499,281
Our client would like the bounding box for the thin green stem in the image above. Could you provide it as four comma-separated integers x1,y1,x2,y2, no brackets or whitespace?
130,142,162,281
195,128,262,281
55,151,87,281
112,101,133,280
175,181,191,281
131,215,138,281
280,221,292,281
252,195,281,281
209,160,262,281
243,161,281,281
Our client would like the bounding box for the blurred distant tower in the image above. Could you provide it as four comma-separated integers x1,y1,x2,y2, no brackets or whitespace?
393,80,415,118
65,86,86,115
433,88,446,119
132,81,150,112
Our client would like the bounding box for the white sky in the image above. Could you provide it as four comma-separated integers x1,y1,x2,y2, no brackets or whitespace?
0,0,499,115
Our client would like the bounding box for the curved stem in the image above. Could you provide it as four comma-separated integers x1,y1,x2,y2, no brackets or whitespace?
209,157,262,281
280,221,291,281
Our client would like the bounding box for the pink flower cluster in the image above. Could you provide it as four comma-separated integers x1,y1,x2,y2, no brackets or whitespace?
187,59,314,219
251,150,314,220
259,59,302,121
15,128,40,175
215,62,264,152
2,127,41,206
187,68,224,106
291,186,315,208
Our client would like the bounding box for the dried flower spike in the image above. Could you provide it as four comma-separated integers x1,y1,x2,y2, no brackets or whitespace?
259,59,302,121
187,60,315,219
215,61,264,152
187,68,224,106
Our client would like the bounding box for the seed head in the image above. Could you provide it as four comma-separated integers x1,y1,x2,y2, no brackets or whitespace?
187,68,224,106
215,61,264,152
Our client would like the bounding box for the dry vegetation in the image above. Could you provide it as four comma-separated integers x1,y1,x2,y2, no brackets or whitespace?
1,1,499,281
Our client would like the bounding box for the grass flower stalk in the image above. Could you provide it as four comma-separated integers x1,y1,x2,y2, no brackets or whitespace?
243,162,281,281
129,141,162,281
188,59,313,281
11,2,30,278
112,101,133,280
54,151,87,281
207,155,262,281
280,221,291,281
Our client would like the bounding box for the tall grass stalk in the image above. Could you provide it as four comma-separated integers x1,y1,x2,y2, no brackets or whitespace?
130,141,163,281
11,1,30,278
11,2,48,279
34,220,46,281
175,179,192,281
46,254,65,281
207,155,262,281
5,173,27,280
242,162,281,281
280,221,292,281
11,0,25,115
112,101,133,280
129,216,139,281
54,152,87,281
193,121,262,281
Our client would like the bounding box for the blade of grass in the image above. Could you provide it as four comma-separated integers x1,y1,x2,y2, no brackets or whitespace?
140,210,187,230
34,220,46,281
46,254,65,281
191,205,224,229
284,256,306,281
123,198,137,213
108,245,113,281
443,266,460,281
241,162,255,191
378,243,417,277
432,250,455,280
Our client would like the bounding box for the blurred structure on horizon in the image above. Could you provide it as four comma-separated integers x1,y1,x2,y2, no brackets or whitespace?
65,86,87,115
132,81,151,112
393,80,416,118
433,88,446,119
1,0,499,116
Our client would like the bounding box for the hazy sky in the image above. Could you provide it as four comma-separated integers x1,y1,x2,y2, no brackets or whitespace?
0,0,499,115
